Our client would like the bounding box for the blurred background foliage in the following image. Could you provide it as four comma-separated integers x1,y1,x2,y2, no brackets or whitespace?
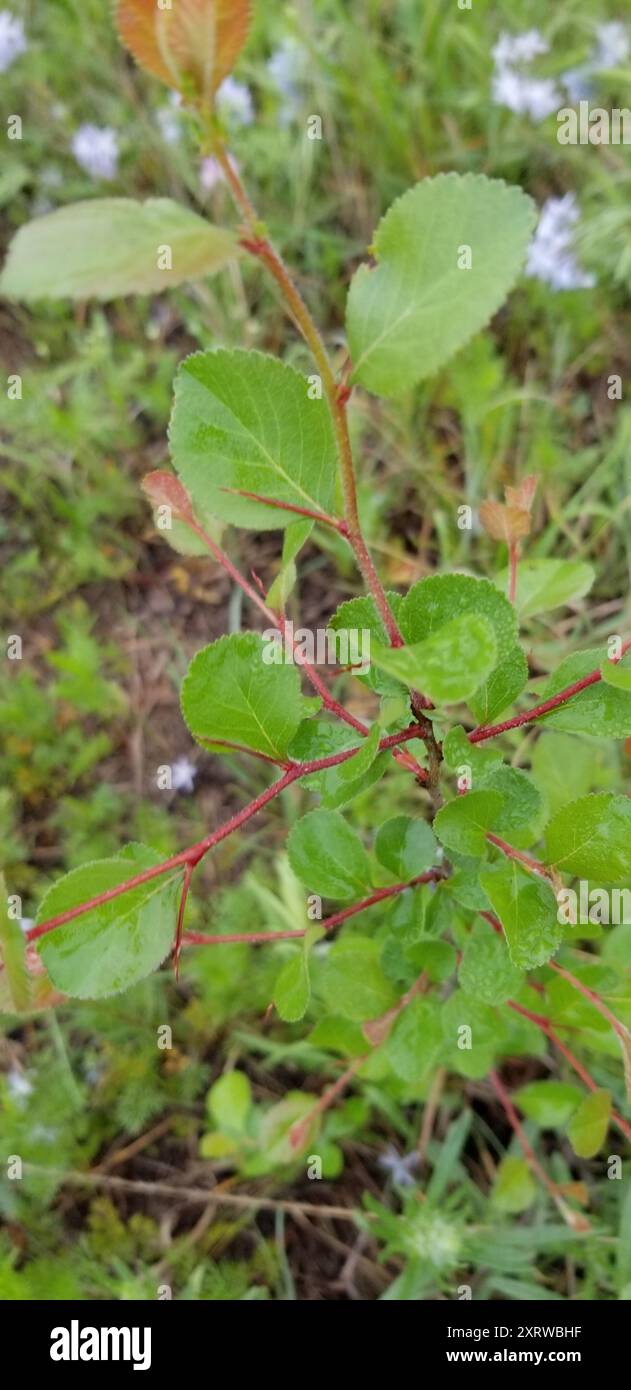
1,0,631,1299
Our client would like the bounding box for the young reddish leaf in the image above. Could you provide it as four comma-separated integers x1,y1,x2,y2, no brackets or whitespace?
505,474,538,513
142,470,195,525
479,499,531,544
115,0,252,103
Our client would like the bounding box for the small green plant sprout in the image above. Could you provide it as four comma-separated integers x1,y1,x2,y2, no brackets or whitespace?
2,1,631,1226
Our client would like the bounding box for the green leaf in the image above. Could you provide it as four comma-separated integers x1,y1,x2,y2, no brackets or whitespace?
600,656,631,692
458,920,522,1004
446,869,491,912
370,614,497,704
441,991,502,1078
321,722,381,793
434,790,504,857
181,632,314,762
347,172,535,396
288,719,359,784
325,745,389,811
274,954,310,1024
0,876,30,1014
323,755,389,811
288,809,372,900
36,845,182,999
477,765,544,849
567,1089,611,1158
541,648,631,737
385,997,443,1082
400,574,527,723
274,924,324,1023
544,793,631,884
530,732,619,816
442,725,502,773
267,520,313,609
330,593,406,696
471,645,529,726
207,1071,252,1136
307,1015,367,1056
320,937,396,1020
515,1081,583,1129
287,719,389,811
375,816,438,880
0,199,237,301
603,924,631,969
479,862,562,970
169,349,337,530
495,559,595,618
406,937,457,983
257,1092,319,1164
492,1156,536,1214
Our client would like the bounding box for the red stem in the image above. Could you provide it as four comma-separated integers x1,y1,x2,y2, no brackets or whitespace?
489,1067,556,1194
173,863,193,980
289,1054,369,1151
28,726,424,943
192,736,291,768
485,832,551,879
186,515,427,779
182,869,444,947
216,143,409,664
470,636,631,745
547,960,630,1042
507,1000,631,1145
219,487,348,534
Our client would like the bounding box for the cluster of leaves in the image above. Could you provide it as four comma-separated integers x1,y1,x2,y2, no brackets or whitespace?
2,0,631,1296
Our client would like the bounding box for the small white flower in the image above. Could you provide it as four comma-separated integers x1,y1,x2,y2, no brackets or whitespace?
494,71,562,121
0,10,27,74
378,1145,419,1187
492,29,548,68
7,1068,33,1101
18,917,34,935
561,65,595,103
71,124,119,180
171,757,197,793
526,194,595,292
491,29,562,123
200,152,239,191
217,76,254,126
594,21,630,69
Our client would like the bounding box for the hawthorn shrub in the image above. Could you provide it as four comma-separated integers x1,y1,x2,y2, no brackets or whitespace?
2,0,631,1265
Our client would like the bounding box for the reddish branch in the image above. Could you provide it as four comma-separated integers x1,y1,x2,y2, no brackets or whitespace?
481,912,631,1137
219,487,349,535
488,1068,589,1229
485,832,551,879
289,970,429,1148
548,959,631,1060
507,1000,631,1145
212,136,413,669
184,514,427,781
182,869,444,948
470,636,631,745
28,725,425,943
173,863,193,980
